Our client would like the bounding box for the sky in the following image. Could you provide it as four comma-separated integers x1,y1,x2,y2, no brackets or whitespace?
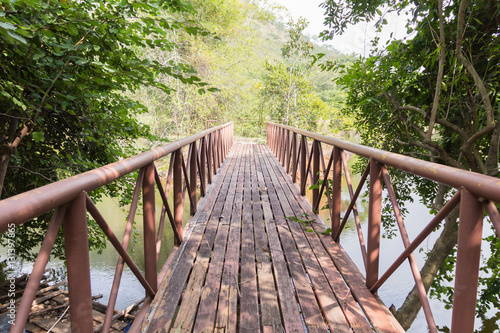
272,0,411,56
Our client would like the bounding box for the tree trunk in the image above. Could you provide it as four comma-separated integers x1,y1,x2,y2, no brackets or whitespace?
0,149,11,199
0,117,20,199
0,117,30,199
392,207,460,329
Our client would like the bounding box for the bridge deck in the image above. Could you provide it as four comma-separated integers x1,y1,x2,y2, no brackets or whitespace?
140,143,403,333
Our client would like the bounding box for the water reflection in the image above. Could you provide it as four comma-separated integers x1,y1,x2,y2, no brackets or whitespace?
89,190,194,309
0,189,194,311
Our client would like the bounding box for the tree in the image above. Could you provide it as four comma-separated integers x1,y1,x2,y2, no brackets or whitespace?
259,18,331,132
0,0,209,261
260,60,329,131
137,0,277,139
320,0,500,329
280,18,314,125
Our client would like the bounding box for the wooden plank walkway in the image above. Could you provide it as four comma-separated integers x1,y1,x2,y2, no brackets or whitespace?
140,143,404,333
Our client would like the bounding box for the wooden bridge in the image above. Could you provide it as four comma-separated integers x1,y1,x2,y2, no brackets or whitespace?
1,122,500,333
139,143,401,332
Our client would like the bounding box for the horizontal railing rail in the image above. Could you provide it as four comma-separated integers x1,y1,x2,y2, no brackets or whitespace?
267,122,500,333
0,122,233,333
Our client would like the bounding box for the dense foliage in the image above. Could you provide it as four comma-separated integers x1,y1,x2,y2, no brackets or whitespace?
320,0,500,329
0,0,210,260
0,0,353,271
137,0,353,138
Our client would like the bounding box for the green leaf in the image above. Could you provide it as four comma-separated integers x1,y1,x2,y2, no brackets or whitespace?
6,30,26,44
75,59,88,66
32,131,45,143
0,21,16,30
67,23,78,36
321,228,332,235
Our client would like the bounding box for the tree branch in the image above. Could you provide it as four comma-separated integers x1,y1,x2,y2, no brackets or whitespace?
456,0,494,125
459,122,497,173
0,112,32,121
382,93,469,139
397,105,469,139
405,138,464,169
426,0,446,140
432,184,449,211
485,122,500,176
387,96,461,169
9,165,54,182
461,122,497,151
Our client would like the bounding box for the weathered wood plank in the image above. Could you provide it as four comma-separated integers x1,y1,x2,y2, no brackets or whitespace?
263,145,402,333
253,145,305,333
262,144,372,332
169,260,209,331
239,144,260,333
30,318,71,333
250,145,282,332
216,144,244,332
257,145,327,332
322,239,402,333
142,145,240,332
193,145,243,332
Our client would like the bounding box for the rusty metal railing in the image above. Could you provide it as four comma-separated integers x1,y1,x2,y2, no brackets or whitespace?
0,122,233,333
267,122,500,333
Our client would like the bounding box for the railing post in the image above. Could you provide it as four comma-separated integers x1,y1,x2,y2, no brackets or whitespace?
300,135,307,195
212,130,217,173
286,130,292,173
312,140,320,207
143,162,158,293
200,137,207,196
222,127,226,157
216,130,222,171
267,124,270,148
366,159,382,289
271,125,276,153
275,126,280,155
173,149,184,246
221,127,225,159
212,131,218,173
207,133,213,184
292,132,298,182
276,127,281,161
331,147,342,238
189,142,197,215
64,192,93,332
281,129,288,168
218,129,223,168
451,189,483,332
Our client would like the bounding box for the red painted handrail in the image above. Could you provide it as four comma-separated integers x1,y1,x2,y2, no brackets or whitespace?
266,122,500,333
0,122,233,333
